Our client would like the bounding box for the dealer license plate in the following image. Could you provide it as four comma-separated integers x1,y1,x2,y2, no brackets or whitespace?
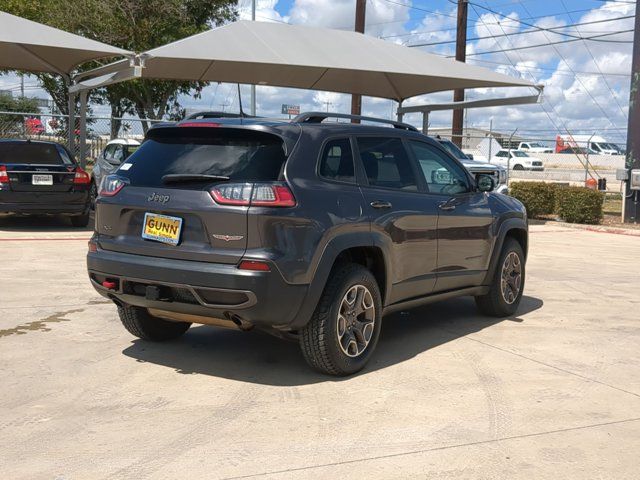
142,212,183,246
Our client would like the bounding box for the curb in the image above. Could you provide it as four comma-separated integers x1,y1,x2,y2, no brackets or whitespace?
534,220,640,237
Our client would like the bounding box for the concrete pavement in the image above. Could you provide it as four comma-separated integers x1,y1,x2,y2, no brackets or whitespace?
1,217,639,479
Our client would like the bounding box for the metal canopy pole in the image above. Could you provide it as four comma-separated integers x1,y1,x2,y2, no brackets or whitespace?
78,90,88,168
68,89,76,154
69,64,143,166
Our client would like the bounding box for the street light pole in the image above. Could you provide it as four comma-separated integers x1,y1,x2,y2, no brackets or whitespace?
623,0,640,223
350,0,366,122
452,0,468,147
250,0,257,116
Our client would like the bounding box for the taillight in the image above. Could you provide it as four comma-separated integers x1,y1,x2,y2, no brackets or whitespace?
99,175,128,197
209,183,296,207
73,167,91,185
0,166,8,185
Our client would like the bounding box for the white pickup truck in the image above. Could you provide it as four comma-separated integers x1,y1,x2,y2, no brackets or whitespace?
518,142,553,154
492,149,545,171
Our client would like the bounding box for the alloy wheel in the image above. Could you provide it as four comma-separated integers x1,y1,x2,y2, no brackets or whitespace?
336,284,375,357
501,251,522,304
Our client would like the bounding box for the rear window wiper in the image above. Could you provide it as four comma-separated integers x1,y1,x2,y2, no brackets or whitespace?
161,174,230,184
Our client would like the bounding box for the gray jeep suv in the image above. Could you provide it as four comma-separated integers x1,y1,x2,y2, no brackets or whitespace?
87,112,528,376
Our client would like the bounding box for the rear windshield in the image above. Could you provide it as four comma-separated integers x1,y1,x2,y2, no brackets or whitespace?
118,128,287,188
0,143,64,165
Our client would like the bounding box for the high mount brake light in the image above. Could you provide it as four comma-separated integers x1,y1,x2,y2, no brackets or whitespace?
99,175,128,197
0,166,8,184
73,167,91,185
179,122,221,128
209,183,296,207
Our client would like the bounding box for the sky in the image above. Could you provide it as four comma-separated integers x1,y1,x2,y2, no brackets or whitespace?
0,0,635,144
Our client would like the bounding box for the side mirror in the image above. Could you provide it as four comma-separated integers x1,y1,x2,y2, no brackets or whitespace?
466,153,474,160
477,174,495,192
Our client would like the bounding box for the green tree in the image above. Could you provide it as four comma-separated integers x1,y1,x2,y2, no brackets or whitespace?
0,93,40,132
1,0,237,135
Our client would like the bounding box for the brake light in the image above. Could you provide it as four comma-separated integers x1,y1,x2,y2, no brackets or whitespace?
210,183,296,207
0,166,8,184
73,166,91,185
238,260,271,271
99,175,128,197
179,122,221,128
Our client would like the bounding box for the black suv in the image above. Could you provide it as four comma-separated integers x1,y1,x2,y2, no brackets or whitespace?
88,113,527,376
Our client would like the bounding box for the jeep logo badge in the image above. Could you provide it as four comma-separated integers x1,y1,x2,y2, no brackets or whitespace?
147,192,170,204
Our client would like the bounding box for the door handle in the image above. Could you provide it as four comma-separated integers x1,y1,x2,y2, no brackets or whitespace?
370,200,392,209
438,201,456,211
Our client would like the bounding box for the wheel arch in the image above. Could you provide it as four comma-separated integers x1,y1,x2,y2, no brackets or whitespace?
288,232,392,330
482,218,528,285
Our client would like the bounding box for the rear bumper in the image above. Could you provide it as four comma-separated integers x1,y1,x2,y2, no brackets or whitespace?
0,192,90,215
87,248,310,330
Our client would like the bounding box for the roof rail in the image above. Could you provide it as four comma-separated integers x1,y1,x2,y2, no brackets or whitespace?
292,112,418,132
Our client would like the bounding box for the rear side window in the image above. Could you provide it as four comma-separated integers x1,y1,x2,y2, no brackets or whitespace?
0,143,64,165
319,138,355,183
119,128,287,188
357,137,417,191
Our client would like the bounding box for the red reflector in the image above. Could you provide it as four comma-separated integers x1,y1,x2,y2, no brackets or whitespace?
73,167,91,185
179,121,221,128
238,260,271,272
0,165,8,184
102,280,117,290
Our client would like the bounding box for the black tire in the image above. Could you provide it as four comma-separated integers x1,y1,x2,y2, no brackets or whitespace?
89,181,97,210
70,213,90,227
300,263,382,376
475,238,525,317
117,305,191,341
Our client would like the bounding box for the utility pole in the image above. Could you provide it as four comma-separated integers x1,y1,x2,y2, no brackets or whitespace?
250,0,257,116
350,0,366,122
623,0,640,223
20,76,24,98
452,0,468,147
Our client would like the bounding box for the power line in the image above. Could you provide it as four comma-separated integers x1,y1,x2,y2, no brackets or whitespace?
558,0,628,121
466,0,632,42
490,0,623,136
453,29,632,57
376,0,460,19
407,14,634,47
381,4,629,39
466,58,631,77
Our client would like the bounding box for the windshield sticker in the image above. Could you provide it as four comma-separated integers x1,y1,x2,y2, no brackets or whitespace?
119,163,133,171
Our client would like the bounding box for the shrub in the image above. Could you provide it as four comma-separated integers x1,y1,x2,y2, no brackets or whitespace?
555,186,604,224
509,182,558,218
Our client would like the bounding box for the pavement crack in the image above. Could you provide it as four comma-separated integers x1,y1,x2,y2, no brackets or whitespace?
458,334,640,399
221,417,640,479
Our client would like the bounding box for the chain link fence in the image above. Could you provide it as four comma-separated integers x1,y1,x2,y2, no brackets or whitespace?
426,131,626,192
0,111,157,166
0,110,627,192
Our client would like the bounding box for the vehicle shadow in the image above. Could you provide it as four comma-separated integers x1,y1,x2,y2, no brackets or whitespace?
0,212,94,232
121,295,543,386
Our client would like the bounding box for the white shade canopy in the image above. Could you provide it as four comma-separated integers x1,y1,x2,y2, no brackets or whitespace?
0,11,131,74
137,20,534,101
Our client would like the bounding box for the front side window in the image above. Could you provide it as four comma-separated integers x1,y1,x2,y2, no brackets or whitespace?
408,141,469,195
496,151,507,157
319,138,355,183
357,137,417,191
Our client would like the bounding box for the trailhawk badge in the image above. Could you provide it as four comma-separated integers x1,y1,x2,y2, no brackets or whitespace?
212,234,244,242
